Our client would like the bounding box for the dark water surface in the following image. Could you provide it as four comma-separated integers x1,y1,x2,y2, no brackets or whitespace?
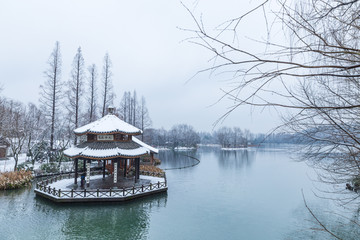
0,146,359,239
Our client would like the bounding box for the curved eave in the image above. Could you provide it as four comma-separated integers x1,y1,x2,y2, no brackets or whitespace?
132,137,159,154
64,147,149,160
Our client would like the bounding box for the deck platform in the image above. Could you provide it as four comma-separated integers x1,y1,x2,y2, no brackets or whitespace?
34,172,167,203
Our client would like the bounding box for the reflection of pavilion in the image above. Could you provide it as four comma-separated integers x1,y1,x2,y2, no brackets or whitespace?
34,108,167,202
59,193,167,239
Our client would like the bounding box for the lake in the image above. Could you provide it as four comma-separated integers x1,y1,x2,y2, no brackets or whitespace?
0,145,359,239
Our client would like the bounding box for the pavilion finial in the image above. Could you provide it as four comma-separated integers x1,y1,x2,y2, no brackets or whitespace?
107,106,115,115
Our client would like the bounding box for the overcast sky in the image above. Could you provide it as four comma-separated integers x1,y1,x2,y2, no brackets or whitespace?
0,0,281,133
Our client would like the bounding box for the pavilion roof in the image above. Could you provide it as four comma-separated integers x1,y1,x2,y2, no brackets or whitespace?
133,137,159,154
64,141,149,159
74,114,142,136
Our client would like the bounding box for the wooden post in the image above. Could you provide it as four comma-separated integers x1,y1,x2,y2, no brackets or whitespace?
117,158,120,179
83,159,86,172
135,158,140,183
74,158,78,185
103,160,106,179
123,159,127,178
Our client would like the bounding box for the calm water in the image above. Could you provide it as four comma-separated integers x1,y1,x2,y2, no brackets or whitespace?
0,146,359,239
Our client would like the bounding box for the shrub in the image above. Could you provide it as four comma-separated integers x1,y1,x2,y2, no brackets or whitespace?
40,162,59,173
17,162,34,171
140,165,163,173
0,170,33,190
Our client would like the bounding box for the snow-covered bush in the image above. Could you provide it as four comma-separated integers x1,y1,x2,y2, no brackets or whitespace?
0,170,33,190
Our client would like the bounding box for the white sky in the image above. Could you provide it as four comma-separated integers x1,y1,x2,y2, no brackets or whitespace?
0,0,281,133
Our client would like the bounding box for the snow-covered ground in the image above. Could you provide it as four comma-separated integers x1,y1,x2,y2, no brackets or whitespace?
0,154,28,172
197,144,221,147
0,153,74,173
173,147,196,151
158,147,171,151
48,175,105,189
221,147,250,151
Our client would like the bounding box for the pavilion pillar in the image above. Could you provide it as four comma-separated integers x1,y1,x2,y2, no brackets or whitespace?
103,160,106,179
135,158,140,183
83,159,86,172
74,158,78,185
123,159,127,178
86,160,91,187
113,159,118,183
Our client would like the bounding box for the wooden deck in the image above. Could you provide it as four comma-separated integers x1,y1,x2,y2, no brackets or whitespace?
34,171,167,203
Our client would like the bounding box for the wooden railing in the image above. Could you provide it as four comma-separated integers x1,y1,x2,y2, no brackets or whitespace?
35,171,167,199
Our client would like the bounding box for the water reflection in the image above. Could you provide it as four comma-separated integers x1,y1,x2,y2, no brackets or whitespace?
0,184,167,240
285,202,360,240
0,185,31,199
2,146,360,239
217,149,256,169
35,193,168,240
158,150,199,169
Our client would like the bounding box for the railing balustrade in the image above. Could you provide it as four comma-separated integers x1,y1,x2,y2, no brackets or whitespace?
35,170,167,199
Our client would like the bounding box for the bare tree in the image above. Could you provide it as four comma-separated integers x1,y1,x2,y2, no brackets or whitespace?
119,91,130,122
25,103,46,164
87,64,97,123
119,92,152,134
169,124,200,148
132,90,137,126
215,127,232,148
127,91,132,123
143,127,168,147
67,47,85,144
40,41,62,150
0,96,7,134
232,127,243,148
139,96,152,140
101,53,114,116
185,0,360,202
2,100,27,171
185,1,360,237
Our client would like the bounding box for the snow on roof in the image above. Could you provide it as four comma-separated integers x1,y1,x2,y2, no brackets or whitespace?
74,114,142,135
64,146,149,159
133,137,159,154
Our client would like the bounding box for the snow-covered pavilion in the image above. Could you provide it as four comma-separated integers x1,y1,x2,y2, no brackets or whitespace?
64,107,157,187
